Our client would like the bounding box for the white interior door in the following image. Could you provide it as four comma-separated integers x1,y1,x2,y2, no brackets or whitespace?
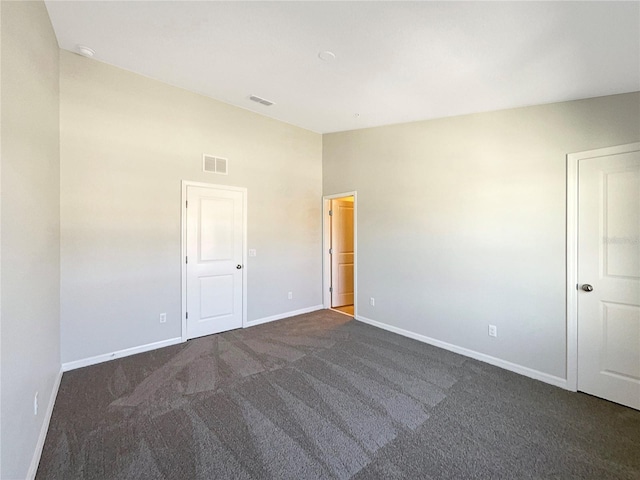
577,148,640,409
331,198,354,307
186,185,244,340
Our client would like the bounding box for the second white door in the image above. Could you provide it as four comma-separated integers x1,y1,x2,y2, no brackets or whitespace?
186,185,244,340
577,146,640,410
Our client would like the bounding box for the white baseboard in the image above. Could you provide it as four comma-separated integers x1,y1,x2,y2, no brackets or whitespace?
246,304,324,328
27,368,63,480
355,315,568,390
62,337,183,372
62,306,326,372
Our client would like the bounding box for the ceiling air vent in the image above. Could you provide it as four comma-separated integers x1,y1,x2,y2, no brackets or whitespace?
249,95,274,106
203,154,228,175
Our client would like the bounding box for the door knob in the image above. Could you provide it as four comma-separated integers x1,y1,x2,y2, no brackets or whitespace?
236,264,242,269
581,284,593,292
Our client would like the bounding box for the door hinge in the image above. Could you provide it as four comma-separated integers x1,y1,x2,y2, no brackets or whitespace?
329,287,333,293
329,248,333,255
186,200,188,208
185,256,188,264
186,312,188,319
329,210,333,216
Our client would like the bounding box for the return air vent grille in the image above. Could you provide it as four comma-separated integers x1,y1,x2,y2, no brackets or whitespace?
249,95,274,106
203,154,228,175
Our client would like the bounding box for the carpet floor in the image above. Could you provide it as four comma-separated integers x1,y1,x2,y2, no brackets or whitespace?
37,310,640,479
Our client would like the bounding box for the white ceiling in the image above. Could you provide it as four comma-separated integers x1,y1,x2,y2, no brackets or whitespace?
45,1,640,134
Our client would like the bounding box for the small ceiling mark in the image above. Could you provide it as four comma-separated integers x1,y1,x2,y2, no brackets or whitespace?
249,95,274,106
318,51,336,62
77,45,95,57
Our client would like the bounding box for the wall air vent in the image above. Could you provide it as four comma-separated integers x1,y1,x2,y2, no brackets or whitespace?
203,154,228,175
249,95,274,106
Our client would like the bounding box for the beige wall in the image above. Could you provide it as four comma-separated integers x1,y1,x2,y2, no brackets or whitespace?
1,2,61,478
323,92,640,379
60,51,322,364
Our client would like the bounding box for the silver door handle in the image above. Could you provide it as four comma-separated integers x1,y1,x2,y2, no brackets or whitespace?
581,284,593,292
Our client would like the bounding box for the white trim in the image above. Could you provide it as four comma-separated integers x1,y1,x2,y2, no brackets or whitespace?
565,142,640,393
322,192,357,318
356,315,568,390
61,337,182,372
566,150,578,392
27,369,63,480
323,200,331,309
181,181,248,341
245,304,324,328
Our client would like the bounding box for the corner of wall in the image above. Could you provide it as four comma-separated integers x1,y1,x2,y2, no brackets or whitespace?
1,1,62,478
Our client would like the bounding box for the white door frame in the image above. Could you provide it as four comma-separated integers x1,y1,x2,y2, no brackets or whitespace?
181,180,248,342
566,142,640,392
323,192,357,316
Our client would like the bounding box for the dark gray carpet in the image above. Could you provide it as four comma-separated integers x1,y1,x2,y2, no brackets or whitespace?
37,310,640,479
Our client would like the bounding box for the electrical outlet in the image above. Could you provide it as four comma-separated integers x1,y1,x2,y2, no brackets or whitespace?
370,297,375,307
488,325,497,337
249,249,257,257
159,313,167,323
288,292,293,300
34,392,39,416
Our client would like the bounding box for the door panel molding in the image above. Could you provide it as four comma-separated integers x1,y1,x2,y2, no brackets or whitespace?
181,180,248,341
566,142,640,393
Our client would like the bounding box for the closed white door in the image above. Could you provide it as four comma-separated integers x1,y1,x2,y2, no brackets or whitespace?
331,198,354,307
186,185,244,340
578,148,640,409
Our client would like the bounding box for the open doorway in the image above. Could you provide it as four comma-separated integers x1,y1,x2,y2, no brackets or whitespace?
323,192,356,318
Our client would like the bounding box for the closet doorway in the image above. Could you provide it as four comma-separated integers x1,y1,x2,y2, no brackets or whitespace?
323,192,357,317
